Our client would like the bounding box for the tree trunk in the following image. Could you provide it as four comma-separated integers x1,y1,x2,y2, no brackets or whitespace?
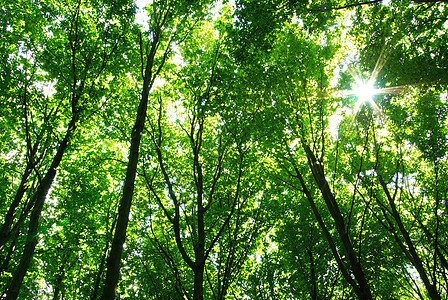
378,175,441,300
101,30,159,298
308,245,317,300
0,169,31,247
52,255,68,300
101,84,149,300
193,264,205,300
1,73,43,250
302,144,373,299
91,241,110,300
0,234,17,276
193,209,205,300
0,141,39,249
5,117,77,300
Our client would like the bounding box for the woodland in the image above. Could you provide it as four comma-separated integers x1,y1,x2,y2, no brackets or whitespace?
1,0,448,299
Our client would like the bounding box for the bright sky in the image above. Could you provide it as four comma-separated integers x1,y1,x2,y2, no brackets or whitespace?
134,0,235,30
135,0,150,31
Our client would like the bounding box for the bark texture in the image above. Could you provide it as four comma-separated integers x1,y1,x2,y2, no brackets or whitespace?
101,26,162,299
6,117,77,300
300,144,373,299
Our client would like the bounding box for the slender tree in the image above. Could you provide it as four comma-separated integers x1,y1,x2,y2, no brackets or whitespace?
3,0,134,297
101,1,210,297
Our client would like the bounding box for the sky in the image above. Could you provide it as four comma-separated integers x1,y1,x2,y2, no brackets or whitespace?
135,0,150,31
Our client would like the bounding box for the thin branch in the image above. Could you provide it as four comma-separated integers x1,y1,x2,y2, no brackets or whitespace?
307,0,382,12
204,154,244,262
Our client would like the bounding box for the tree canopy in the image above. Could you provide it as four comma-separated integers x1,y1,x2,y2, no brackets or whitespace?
1,0,448,299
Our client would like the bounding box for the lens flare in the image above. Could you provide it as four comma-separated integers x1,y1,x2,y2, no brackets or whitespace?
354,81,376,102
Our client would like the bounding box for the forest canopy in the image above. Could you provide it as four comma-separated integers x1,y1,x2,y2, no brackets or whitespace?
1,0,448,299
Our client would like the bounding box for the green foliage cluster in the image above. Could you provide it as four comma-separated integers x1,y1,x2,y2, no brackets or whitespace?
1,0,448,299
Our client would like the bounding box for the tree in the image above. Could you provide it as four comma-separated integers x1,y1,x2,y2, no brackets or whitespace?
1,0,448,298
1,0,134,297
101,1,211,298
136,18,265,299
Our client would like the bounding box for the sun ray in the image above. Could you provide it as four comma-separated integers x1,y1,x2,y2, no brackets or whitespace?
367,97,384,117
330,45,433,140
369,45,390,84
331,46,416,125
348,66,363,85
374,85,406,95
354,80,375,101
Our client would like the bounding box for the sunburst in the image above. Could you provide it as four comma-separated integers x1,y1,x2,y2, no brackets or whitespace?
339,46,405,116
329,46,407,139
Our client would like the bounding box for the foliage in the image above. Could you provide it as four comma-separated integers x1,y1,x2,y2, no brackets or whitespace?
1,0,448,299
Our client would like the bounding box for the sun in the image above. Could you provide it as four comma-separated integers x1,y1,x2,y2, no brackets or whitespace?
354,80,376,103
334,46,408,121
352,79,379,113
329,47,408,139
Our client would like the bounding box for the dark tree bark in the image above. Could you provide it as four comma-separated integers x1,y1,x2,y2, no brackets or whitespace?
210,199,260,300
52,252,71,300
308,244,317,300
292,165,366,298
91,241,111,300
302,143,373,299
286,143,373,299
0,156,36,248
91,211,116,300
101,10,170,298
0,77,50,250
5,116,77,300
146,108,244,300
193,264,205,300
101,50,152,300
377,175,441,300
0,232,18,277
4,0,124,295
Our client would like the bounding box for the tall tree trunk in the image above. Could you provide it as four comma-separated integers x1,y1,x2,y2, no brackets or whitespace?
193,264,205,300
302,144,373,299
0,233,18,276
5,117,77,300
0,128,42,249
0,70,43,250
192,201,206,300
52,254,69,300
0,163,34,249
308,245,317,300
91,235,112,300
378,175,441,300
101,28,162,299
101,76,149,300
